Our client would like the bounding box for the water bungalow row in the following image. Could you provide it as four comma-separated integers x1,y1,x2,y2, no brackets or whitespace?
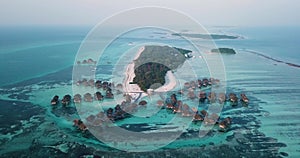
164,93,235,132
76,58,97,65
50,91,114,105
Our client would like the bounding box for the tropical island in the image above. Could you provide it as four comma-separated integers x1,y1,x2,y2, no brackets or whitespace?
124,45,192,94
172,33,239,40
211,48,236,54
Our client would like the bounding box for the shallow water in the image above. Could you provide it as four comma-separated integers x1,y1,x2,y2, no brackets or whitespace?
0,26,299,157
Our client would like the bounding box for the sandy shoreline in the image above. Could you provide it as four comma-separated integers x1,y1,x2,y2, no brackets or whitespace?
123,46,177,101
154,71,177,93
123,47,146,101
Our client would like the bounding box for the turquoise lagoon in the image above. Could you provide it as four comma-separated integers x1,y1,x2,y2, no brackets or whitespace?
0,26,299,157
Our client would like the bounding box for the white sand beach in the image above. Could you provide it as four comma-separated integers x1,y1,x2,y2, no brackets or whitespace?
154,71,177,93
123,46,146,101
123,46,177,101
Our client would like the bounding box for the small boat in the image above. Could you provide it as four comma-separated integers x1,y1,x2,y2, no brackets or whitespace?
240,93,249,104
138,100,147,106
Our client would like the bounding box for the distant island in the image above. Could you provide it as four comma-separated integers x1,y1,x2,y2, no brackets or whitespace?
211,48,236,54
132,45,192,92
172,33,239,40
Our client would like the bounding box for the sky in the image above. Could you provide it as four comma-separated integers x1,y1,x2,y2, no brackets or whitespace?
0,0,299,27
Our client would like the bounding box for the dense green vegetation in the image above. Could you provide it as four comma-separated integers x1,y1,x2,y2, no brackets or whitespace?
172,33,238,40
211,48,236,54
134,45,190,70
133,62,170,92
133,45,191,92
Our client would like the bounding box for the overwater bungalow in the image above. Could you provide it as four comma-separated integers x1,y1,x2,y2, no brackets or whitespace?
182,104,192,117
87,58,96,64
105,90,114,99
95,80,102,89
82,60,88,64
199,91,207,103
229,93,238,106
94,92,104,101
207,92,216,103
51,95,59,105
88,79,95,87
102,81,109,90
84,93,93,102
73,119,87,131
166,103,174,109
218,93,227,104
170,94,177,106
204,113,219,125
219,117,232,132
197,79,202,88
173,100,183,113
200,110,208,117
62,94,71,106
184,82,191,89
73,94,82,103
114,104,125,120
193,112,204,121
187,89,196,99
202,78,209,87
106,108,114,121
190,81,197,89
76,80,81,86
192,108,204,121
82,79,89,87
